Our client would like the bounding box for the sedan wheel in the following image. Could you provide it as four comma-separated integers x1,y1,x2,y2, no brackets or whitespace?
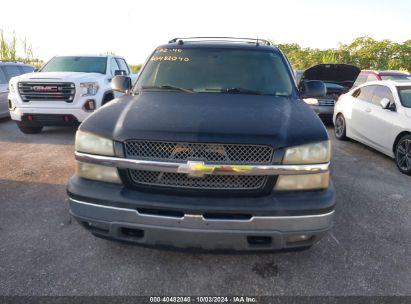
334,114,346,140
395,135,411,175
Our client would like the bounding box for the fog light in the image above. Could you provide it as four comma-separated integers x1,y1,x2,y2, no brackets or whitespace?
8,100,15,111
83,99,96,111
286,234,312,243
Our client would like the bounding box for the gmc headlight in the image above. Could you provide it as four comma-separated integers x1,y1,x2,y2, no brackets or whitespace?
303,98,319,105
9,82,15,93
274,172,329,191
76,162,121,184
283,141,331,165
80,82,99,96
75,131,114,156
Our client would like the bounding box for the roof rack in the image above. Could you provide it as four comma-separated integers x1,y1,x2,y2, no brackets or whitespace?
168,37,273,46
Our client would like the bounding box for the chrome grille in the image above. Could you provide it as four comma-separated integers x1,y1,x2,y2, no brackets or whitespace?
18,82,75,102
124,141,273,164
124,141,273,191
129,170,267,190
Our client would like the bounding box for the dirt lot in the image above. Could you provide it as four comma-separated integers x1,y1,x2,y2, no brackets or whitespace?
0,118,410,296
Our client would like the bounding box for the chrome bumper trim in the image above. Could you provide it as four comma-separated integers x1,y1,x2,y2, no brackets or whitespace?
75,151,329,176
69,198,335,231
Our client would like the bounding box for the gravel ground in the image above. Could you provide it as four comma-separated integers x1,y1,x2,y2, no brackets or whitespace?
0,119,410,296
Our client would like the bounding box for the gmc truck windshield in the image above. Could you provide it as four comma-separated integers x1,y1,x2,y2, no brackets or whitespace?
135,48,294,96
41,56,107,74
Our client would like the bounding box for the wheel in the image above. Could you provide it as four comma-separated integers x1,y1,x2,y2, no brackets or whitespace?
395,135,411,175
334,114,347,140
17,122,43,134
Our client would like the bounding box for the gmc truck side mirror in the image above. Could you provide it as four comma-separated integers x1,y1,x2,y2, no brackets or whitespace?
111,75,132,93
114,70,127,76
300,80,326,98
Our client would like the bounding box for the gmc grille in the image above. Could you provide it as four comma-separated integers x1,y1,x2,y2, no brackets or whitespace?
18,82,75,102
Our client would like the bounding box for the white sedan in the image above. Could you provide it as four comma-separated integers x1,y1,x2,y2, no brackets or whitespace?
333,80,411,175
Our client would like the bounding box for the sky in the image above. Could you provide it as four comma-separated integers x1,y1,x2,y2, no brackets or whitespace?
1,0,411,64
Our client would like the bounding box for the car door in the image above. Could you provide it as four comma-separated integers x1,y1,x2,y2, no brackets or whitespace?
350,85,377,143
0,67,10,117
363,85,400,155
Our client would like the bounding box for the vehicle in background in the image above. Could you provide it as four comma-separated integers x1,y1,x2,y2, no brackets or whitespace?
334,81,411,175
8,55,137,133
353,70,411,87
294,70,304,84
299,64,360,121
68,37,335,251
0,62,35,118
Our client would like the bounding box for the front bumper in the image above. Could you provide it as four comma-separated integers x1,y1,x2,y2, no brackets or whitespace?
68,177,336,251
9,106,91,123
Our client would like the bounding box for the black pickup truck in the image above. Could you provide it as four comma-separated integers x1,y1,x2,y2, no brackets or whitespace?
68,37,335,251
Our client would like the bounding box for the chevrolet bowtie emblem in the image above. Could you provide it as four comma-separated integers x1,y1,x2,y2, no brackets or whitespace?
177,161,214,178
177,161,253,178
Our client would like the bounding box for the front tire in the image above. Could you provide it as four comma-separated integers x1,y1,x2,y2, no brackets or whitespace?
17,122,43,134
334,114,347,140
395,135,411,175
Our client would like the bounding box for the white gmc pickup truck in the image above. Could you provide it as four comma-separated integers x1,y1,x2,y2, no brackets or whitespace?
8,55,136,133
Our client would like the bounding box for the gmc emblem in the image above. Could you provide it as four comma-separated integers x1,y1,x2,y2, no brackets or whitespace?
32,85,59,92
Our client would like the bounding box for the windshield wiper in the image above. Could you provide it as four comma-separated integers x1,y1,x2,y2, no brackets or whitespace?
141,85,193,93
221,88,263,95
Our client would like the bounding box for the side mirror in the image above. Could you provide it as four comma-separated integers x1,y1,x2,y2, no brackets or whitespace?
111,75,132,93
300,80,326,98
380,98,396,111
114,70,127,76
380,98,390,109
34,68,38,72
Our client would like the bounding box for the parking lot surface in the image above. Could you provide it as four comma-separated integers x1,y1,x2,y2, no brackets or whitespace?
0,118,410,296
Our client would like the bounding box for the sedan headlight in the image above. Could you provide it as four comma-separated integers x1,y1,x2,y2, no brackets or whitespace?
283,141,331,165
75,130,114,156
80,82,99,96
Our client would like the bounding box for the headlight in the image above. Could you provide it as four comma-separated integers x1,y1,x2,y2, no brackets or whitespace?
283,141,331,165
9,82,15,93
274,172,329,191
75,131,114,156
80,82,99,96
303,98,319,105
76,162,121,184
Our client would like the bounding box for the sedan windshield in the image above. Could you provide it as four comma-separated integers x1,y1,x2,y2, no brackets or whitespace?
135,48,294,96
41,56,107,74
397,86,411,108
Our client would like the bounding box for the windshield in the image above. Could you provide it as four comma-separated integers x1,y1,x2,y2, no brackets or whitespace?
135,48,294,96
381,74,411,81
397,86,411,108
41,56,107,74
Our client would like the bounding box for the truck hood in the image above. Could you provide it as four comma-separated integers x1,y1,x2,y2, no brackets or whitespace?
80,92,328,148
13,71,104,82
300,64,360,89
